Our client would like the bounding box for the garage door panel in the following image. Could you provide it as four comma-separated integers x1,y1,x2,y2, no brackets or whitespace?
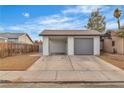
49,39,67,55
74,38,93,55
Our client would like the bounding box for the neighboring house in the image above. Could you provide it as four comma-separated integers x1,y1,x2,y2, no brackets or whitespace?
0,33,33,44
34,40,43,53
0,37,8,42
39,30,101,56
104,30,124,55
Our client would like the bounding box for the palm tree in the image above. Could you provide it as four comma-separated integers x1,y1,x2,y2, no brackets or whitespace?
113,8,121,29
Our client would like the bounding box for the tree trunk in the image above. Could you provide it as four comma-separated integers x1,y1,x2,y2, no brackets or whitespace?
117,18,121,30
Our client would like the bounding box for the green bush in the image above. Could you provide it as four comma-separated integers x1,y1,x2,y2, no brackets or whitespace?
117,30,124,37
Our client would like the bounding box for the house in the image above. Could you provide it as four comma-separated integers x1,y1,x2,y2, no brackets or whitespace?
39,30,101,56
103,30,124,55
0,33,33,44
0,37,8,42
34,40,43,52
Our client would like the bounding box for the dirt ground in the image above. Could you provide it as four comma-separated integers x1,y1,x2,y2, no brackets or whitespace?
99,53,124,70
0,53,40,71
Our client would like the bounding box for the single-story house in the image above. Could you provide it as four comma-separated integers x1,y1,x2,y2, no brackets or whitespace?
0,37,8,42
103,30,124,55
0,33,33,44
39,30,101,56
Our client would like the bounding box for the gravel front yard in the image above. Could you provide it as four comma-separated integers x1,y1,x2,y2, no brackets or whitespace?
0,53,40,71
99,53,124,70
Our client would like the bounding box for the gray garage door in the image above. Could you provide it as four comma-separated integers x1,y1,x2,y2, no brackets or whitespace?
49,39,67,55
74,38,93,55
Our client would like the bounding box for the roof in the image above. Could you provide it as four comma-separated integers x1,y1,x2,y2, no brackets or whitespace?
0,37,8,39
105,30,118,36
0,33,33,43
111,31,118,36
34,40,42,45
39,30,101,36
0,33,25,39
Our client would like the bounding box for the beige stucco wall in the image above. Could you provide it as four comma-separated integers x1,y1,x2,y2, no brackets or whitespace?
113,36,124,54
18,34,33,44
104,37,124,54
104,38,113,53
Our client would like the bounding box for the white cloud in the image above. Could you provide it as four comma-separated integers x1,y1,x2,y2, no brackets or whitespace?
106,21,117,29
39,15,73,25
106,19,124,30
5,13,86,41
22,12,30,18
2,6,119,41
63,5,104,14
37,14,86,30
7,26,25,31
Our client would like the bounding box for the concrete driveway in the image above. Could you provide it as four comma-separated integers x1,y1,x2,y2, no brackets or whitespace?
0,55,124,83
28,55,122,71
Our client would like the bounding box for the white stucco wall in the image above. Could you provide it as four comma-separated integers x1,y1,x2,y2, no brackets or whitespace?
43,36,49,56
42,36,100,56
67,36,74,55
94,36,100,55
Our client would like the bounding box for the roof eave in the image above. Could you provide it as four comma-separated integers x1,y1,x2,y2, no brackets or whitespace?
39,34,101,36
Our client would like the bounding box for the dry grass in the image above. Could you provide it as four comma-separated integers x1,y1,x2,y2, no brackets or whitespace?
0,53,40,71
99,53,124,70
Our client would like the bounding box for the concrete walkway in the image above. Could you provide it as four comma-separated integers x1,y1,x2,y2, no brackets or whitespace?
0,55,124,83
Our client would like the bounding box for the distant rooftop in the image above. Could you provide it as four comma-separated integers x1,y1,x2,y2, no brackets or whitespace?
39,30,101,36
0,33,26,39
0,32,33,43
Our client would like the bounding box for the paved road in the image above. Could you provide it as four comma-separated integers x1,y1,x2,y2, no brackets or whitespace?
1,82,124,88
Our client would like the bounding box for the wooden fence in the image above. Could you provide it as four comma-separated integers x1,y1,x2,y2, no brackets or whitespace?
0,42,39,58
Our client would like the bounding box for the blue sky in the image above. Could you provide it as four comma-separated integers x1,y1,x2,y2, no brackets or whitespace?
0,5,124,41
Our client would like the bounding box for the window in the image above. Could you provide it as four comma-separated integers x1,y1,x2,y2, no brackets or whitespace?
112,41,115,46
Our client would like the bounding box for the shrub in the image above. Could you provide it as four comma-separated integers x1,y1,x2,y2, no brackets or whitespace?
117,30,124,37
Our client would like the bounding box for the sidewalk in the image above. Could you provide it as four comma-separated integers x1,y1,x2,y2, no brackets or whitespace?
1,70,124,83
